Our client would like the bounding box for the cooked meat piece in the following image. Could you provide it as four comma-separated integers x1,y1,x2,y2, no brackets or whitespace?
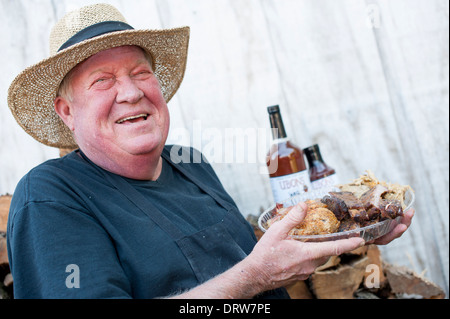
366,206,381,220
328,191,368,222
382,188,411,210
348,208,369,223
291,207,340,236
360,219,380,227
338,218,360,232
321,195,348,221
329,191,365,210
269,204,340,236
379,199,403,220
305,199,328,210
360,184,389,209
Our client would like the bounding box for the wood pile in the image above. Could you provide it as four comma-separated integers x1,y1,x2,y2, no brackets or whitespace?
0,194,13,299
59,148,76,157
247,215,445,299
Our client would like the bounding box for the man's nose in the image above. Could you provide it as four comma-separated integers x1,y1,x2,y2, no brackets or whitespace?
115,77,144,104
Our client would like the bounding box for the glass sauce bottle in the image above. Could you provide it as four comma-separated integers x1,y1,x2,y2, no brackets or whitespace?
266,105,311,203
303,144,339,194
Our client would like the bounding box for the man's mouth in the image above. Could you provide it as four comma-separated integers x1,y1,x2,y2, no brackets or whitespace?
116,113,149,124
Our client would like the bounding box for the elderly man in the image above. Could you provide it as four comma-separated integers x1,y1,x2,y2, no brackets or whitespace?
7,4,413,299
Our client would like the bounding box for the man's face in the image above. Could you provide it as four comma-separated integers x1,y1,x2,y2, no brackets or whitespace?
60,45,170,159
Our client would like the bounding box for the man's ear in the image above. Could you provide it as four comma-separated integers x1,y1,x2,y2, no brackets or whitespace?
54,96,75,131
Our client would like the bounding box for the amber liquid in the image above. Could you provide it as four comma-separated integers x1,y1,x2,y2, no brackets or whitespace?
267,139,308,177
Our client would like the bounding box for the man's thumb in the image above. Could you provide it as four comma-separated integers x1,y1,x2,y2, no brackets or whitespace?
278,202,308,236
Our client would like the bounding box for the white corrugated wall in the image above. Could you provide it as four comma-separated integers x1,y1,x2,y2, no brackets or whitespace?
0,0,448,296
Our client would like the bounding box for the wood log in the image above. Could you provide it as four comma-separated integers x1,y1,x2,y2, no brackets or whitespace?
0,194,12,233
59,148,76,157
363,245,387,288
384,262,445,299
0,234,8,266
3,273,13,288
346,245,369,256
285,281,313,299
310,256,370,299
315,256,341,272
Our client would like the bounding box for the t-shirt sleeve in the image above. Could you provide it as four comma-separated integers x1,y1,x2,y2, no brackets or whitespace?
8,199,132,298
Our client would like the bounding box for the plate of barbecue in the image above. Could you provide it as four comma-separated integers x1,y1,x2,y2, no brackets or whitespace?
258,170,415,242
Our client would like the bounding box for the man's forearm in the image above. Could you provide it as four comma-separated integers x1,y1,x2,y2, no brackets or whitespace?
169,257,268,299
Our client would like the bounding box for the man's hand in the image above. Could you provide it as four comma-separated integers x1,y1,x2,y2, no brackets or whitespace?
247,202,365,291
369,208,415,245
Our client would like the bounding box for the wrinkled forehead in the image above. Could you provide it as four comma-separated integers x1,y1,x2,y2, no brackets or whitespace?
77,45,153,71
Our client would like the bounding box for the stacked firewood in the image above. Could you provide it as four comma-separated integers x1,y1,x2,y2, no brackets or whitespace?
0,194,12,299
247,215,445,299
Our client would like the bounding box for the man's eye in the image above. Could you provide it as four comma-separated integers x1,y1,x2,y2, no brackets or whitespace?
90,76,114,89
96,76,114,83
134,70,152,77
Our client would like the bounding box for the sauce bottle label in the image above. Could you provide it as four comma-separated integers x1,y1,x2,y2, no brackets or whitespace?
269,170,312,203
311,173,340,193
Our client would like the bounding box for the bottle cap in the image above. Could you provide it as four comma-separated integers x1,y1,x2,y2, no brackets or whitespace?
267,105,280,114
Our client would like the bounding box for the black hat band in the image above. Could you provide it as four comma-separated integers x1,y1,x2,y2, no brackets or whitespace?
58,21,134,52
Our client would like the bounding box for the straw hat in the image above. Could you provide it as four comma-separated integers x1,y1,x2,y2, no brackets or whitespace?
8,3,190,149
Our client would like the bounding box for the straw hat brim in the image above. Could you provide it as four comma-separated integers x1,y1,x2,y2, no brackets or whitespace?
8,27,190,149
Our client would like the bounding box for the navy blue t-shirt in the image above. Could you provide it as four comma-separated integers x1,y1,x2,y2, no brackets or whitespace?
7,146,257,298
